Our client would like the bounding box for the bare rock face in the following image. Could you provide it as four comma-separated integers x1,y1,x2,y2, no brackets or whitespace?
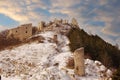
74,47,85,76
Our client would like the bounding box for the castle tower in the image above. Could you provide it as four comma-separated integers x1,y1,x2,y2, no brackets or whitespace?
62,19,68,24
38,21,45,31
71,18,79,27
54,18,58,24
74,47,85,76
54,18,62,24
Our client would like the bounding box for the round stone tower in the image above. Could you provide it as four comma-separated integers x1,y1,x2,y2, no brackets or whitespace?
74,47,85,76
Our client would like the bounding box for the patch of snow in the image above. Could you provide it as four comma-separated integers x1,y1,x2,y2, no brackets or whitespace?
53,52,72,68
2,76,21,80
40,31,55,39
95,61,102,65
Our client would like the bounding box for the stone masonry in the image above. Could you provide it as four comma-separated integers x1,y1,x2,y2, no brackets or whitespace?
71,18,79,27
7,23,32,41
74,47,85,76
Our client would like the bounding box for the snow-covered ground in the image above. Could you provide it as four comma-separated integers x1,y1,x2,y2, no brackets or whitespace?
0,31,112,80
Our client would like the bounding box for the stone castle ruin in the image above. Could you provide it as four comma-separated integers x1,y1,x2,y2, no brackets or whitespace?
7,23,32,41
6,19,85,76
37,18,78,32
6,18,78,41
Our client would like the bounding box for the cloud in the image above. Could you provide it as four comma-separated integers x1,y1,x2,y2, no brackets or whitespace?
0,25,8,32
116,38,120,48
0,0,48,25
102,17,120,37
100,34,116,45
92,0,120,37
50,0,81,8
81,0,120,47
49,0,86,18
82,25,102,35
80,24,117,47
98,0,108,5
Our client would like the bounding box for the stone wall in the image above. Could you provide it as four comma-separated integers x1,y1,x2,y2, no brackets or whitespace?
37,18,79,32
8,23,32,41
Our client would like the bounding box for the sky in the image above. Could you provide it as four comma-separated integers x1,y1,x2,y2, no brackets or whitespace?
0,0,120,48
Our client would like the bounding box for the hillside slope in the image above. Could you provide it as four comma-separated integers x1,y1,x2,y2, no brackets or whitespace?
0,30,112,80
67,28,120,68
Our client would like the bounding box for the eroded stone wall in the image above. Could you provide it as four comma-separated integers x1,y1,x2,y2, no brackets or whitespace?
8,23,32,41
74,47,85,76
